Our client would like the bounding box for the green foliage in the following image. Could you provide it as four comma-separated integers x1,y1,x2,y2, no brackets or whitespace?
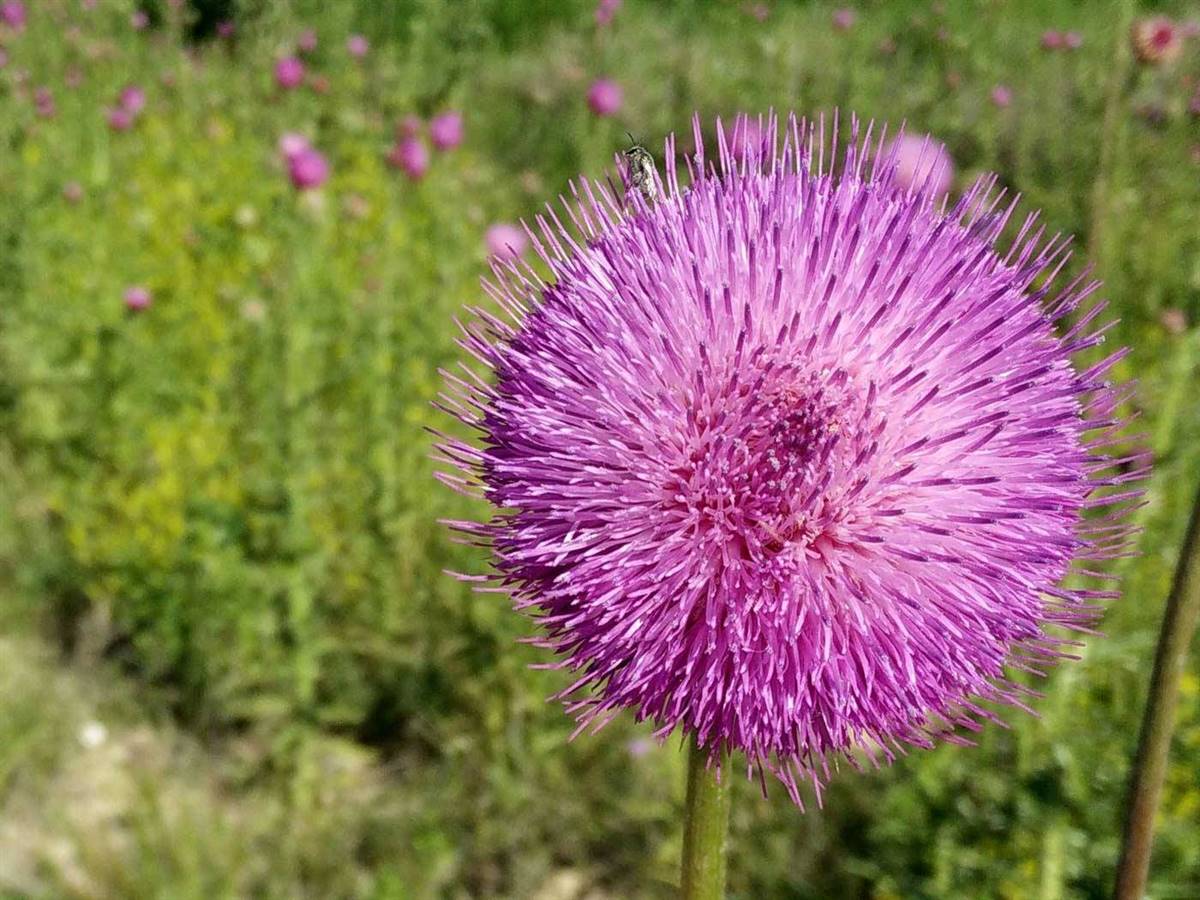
0,0,1199,897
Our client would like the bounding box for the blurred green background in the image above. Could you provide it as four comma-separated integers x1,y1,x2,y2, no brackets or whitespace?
1,0,1198,897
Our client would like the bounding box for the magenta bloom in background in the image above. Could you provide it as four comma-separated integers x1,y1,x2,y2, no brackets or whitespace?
130,9,149,30
1132,16,1181,65
886,132,953,200
275,56,305,89
106,106,135,131
288,146,329,190
217,20,235,39
484,222,527,260
119,85,146,114
1040,29,1064,50
587,78,622,117
34,86,55,118
595,0,621,27
297,28,318,53
991,84,1013,108
429,111,464,151
1063,30,1083,49
278,132,310,160
388,136,429,180
1,1,25,31
347,34,369,58
123,286,151,311
832,7,856,31
437,112,1142,804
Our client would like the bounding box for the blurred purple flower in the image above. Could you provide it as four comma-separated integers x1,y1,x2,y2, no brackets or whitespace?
438,111,1141,804
1132,16,1181,65
288,146,329,190
595,0,621,27
275,56,305,89
832,8,856,31
106,106,135,131
0,48,7,68
347,34,369,58
63,181,84,203
429,111,464,151
1063,30,1083,50
1,1,25,31
297,28,318,54
484,222,528,260
1040,30,1063,50
216,20,235,39
119,85,146,115
124,286,151,311
278,132,310,160
130,9,149,30
65,66,84,88
990,85,1012,108
388,137,429,180
886,132,953,200
587,78,622,117
34,86,55,118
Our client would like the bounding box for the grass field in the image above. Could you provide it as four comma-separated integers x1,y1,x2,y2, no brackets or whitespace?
1,0,1199,897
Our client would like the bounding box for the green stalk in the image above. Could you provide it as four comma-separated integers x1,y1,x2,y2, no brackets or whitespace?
680,738,732,900
1114,478,1200,899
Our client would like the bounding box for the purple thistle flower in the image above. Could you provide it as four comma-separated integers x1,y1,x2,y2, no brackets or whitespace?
429,111,464,152
275,56,305,89
436,112,1144,805
287,146,329,190
587,78,623,117
1040,30,1064,50
347,34,369,58
130,9,149,31
595,0,621,27
1,1,25,31
119,84,146,115
485,222,528,260
387,136,429,180
106,105,135,131
123,285,151,311
990,84,1013,108
216,20,235,39
885,132,953,200
832,8,856,31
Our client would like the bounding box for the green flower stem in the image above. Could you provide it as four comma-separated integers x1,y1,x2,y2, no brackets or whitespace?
1114,478,1200,899
681,738,732,900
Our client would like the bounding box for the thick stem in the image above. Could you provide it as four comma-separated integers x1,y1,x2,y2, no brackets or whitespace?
680,738,732,900
1114,479,1200,899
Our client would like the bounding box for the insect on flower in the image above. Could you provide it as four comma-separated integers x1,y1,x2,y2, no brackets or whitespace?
622,132,659,206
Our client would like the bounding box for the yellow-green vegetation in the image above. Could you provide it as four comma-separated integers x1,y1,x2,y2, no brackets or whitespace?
1,0,1198,897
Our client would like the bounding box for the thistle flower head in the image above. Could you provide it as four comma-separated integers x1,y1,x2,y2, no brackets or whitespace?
1132,16,1182,66
275,56,305,89
287,146,329,190
430,111,464,152
438,112,1143,805
587,78,623,117
387,136,429,180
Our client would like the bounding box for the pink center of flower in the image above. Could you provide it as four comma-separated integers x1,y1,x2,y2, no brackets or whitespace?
667,363,871,563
